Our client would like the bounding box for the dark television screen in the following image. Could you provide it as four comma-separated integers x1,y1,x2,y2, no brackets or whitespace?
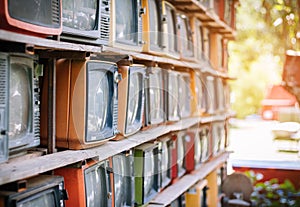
115,0,137,44
166,4,177,53
168,72,179,120
84,162,109,206
62,0,97,31
126,72,143,134
8,0,61,28
86,63,115,142
144,150,155,197
149,0,161,49
149,70,164,123
16,189,56,206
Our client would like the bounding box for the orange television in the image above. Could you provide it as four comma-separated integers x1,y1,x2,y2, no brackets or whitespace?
0,0,62,37
42,58,119,149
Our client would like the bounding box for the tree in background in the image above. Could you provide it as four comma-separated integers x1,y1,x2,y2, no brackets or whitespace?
227,0,298,118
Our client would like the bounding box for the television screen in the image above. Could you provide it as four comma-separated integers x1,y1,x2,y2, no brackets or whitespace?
211,123,220,156
144,67,164,126
134,142,159,206
112,151,135,207
0,53,40,157
61,0,110,45
176,132,186,178
194,18,204,62
193,128,201,167
165,2,178,55
200,126,210,162
148,0,162,52
158,135,173,189
55,159,111,207
204,75,216,114
118,65,145,137
178,72,191,118
215,77,225,112
195,73,204,114
178,14,194,59
164,70,180,122
0,175,67,207
115,0,142,46
202,27,210,60
0,0,61,36
53,59,118,149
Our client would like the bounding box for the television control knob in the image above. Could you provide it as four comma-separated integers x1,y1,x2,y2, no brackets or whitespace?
105,7,110,12
34,88,40,93
107,192,112,199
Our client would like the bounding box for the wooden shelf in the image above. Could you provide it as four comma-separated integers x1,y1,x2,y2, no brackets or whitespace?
148,151,230,206
0,113,232,186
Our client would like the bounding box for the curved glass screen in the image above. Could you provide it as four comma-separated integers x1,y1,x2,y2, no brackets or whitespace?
168,72,179,119
201,128,209,161
177,136,184,169
149,71,163,122
166,4,177,53
17,190,55,207
127,73,142,129
149,0,160,46
144,150,155,196
9,63,31,142
115,0,137,44
194,132,201,164
85,163,107,207
62,0,97,31
161,141,169,183
87,70,109,141
195,75,203,111
113,154,126,207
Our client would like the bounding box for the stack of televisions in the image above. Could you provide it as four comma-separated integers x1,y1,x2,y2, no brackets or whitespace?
0,0,236,206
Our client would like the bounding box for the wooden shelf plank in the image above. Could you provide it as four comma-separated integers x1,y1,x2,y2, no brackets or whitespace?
0,115,223,185
148,152,230,206
0,30,102,53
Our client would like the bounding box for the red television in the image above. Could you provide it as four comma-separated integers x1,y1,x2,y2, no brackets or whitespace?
0,0,62,37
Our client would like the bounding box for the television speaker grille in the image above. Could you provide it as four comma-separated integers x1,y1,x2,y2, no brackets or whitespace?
51,0,61,26
0,55,8,106
100,0,111,42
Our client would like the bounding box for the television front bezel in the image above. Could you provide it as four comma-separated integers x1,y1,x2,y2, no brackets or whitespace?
117,64,146,137
54,159,112,207
161,1,180,59
110,0,145,52
144,66,165,127
0,0,62,37
60,0,110,45
0,175,66,207
52,58,118,149
134,142,160,206
177,12,194,61
111,150,135,207
163,69,180,122
3,53,40,155
178,130,195,174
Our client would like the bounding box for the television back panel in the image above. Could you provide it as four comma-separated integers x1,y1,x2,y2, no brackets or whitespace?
0,0,62,37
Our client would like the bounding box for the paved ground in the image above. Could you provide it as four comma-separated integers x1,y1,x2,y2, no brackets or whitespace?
226,118,300,173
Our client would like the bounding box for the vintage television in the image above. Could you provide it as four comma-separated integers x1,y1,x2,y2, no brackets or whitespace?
111,150,135,207
111,0,144,51
134,142,160,206
117,64,146,137
43,58,118,150
0,175,67,207
178,71,192,119
142,0,164,56
161,1,180,59
144,66,165,127
211,121,226,156
60,0,110,45
0,0,62,37
191,70,205,116
191,16,205,63
163,69,180,122
185,179,208,207
171,130,194,181
157,134,174,190
0,53,40,163
169,193,186,207
177,13,194,61
202,27,211,61
215,77,226,113
200,124,211,163
55,159,112,207
203,74,217,115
